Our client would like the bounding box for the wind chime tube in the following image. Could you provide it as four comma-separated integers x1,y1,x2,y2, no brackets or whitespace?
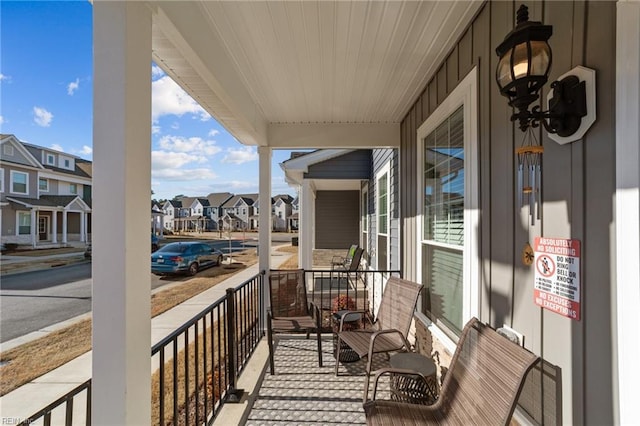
536,162,542,220
530,163,536,226
518,163,523,208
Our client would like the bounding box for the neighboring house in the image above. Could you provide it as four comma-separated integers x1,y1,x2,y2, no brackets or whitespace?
220,193,258,230
272,194,294,231
204,192,233,230
0,134,92,248
151,203,164,237
289,196,299,231
161,199,181,231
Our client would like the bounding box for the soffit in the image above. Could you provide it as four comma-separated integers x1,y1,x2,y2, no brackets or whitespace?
151,1,481,148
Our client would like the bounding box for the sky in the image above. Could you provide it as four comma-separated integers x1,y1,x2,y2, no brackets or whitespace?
0,1,297,201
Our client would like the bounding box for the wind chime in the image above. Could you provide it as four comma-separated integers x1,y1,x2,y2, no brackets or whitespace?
516,127,543,226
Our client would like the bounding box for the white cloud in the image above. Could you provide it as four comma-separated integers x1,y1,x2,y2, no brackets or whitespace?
152,168,218,181
151,65,165,79
0,73,9,82
208,129,220,137
171,122,180,130
33,106,53,127
67,78,80,95
152,75,210,121
221,146,258,165
0,116,4,125
152,125,161,135
158,135,222,157
50,144,64,152
73,145,93,156
152,150,203,169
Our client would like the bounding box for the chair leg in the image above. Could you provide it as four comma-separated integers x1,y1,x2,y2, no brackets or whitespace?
267,320,275,375
362,355,373,402
334,335,342,375
316,328,323,367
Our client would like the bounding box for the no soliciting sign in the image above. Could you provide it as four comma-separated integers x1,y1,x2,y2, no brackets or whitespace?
533,237,581,320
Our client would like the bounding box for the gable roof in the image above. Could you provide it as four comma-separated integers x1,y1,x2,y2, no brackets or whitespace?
0,134,44,169
206,192,233,207
7,195,91,210
22,142,92,179
221,193,258,209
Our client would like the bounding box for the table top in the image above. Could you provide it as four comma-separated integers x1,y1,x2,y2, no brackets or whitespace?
332,310,362,323
389,352,437,377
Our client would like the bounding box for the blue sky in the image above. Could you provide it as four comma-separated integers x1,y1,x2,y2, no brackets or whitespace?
0,1,296,201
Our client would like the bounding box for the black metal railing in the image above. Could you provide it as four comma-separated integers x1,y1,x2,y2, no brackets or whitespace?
18,272,264,426
305,269,401,330
150,271,264,425
16,268,399,426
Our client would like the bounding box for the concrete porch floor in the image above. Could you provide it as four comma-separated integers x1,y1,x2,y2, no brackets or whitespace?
215,335,393,425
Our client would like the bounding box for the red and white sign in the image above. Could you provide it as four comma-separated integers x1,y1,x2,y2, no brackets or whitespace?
533,237,581,320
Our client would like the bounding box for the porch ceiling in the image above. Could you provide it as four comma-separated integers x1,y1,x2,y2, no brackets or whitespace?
150,1,482,148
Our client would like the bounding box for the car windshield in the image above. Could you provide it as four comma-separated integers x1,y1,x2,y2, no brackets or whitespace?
156,243,190,254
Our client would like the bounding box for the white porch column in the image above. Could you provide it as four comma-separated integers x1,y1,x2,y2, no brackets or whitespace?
31,209,37,248
258,146,272,273
300,179,315,271
80,212,86,243
615,1,640,424
93,2,152,425
52,210,58,243
62,210,68,244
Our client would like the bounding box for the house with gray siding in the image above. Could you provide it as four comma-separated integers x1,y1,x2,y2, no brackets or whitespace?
0,134,92,248
86,2,639,424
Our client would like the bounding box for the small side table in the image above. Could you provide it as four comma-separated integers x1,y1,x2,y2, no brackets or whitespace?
332,310,362,363
389,352,439,405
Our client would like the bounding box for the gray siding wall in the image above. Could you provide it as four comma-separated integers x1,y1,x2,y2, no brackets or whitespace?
305,150,371,180
315,190,359,249
371,148,400,271
399,2,616,424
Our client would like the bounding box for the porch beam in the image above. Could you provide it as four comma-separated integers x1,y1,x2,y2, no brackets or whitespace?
93,2,152,425
267,123,400,149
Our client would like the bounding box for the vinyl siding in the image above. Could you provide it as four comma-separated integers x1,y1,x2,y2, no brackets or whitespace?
305,150,371,180
315,190,359,249
399,2,616,424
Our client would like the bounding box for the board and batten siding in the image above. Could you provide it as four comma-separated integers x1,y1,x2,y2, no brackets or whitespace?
399,2,616,425
315,190,359,249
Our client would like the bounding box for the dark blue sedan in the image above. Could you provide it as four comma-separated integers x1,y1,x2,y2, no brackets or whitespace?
151,242,224,276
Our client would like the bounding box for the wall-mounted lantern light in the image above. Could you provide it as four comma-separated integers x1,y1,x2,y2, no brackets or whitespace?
495,5,593,141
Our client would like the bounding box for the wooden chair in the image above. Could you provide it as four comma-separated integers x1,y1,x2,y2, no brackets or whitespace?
335,277,423,401
363,317,540,426
266,269,322,374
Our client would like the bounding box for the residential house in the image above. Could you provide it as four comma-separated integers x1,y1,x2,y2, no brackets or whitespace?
272,194,294,231
151,203,163,236
220,193,258,231
203,192,233,230
161,199,181,231
289,196,299,231
0,134,92,248
89,2,638,425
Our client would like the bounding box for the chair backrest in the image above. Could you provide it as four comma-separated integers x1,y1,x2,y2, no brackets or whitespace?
268,269,309,317
344,244,358,263
346,247,364,271
436,318,540,425
375,277,423,337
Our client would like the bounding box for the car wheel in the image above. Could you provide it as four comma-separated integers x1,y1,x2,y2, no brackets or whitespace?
216,255,223,265
188,262,199,276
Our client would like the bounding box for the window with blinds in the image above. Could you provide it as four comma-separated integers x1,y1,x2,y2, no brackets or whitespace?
421,106,465,336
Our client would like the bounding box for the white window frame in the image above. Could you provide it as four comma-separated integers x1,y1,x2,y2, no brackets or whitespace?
416,67,479,350
10,170,29,195
39,177,49,192
361,185,369,262
17,211,31,235
46,153,55,165
69,183,78,194
376,162,391,271
3,144,14,156
0,168,4,192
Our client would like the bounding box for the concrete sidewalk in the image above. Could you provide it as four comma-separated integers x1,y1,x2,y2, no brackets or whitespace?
0,248,291,423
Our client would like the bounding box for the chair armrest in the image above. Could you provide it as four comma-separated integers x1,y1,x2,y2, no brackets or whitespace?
307,300,322,325
368,367,432,402
334,309,368,332
367,329,409,359
331,255,346,264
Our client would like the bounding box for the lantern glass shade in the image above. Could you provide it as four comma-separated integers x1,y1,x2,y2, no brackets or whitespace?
496,40,552,90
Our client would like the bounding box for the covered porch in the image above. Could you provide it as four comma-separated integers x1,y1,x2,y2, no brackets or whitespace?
90,1,638,425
